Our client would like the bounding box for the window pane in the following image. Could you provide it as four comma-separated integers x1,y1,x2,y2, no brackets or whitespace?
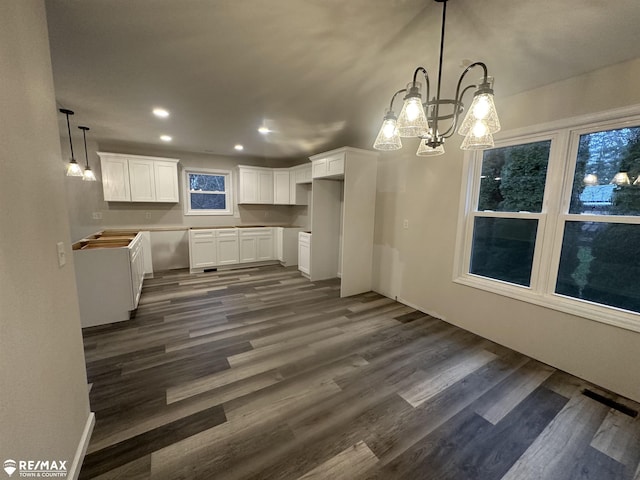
477,140,551,213
190,193,226,210
470,217,538,287
570,126,640,216
556,221,640,314
189,173,225,192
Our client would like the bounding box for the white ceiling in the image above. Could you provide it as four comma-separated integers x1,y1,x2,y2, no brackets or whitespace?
45,0,640,160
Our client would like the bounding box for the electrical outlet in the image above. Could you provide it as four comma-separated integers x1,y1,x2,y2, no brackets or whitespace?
403,219,409,229
56,242,66,267
92,212,102,220
145,212,152,219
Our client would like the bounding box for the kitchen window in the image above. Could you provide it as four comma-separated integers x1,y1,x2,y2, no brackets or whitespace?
183,168,233,215
455,109,640,332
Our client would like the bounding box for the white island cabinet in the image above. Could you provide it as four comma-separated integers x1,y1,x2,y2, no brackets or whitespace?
98,152,179,203
73,232,146,328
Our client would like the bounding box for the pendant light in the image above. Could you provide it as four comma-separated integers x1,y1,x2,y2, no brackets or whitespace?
59,108,83,177
78,126,96,182
373,0,501,156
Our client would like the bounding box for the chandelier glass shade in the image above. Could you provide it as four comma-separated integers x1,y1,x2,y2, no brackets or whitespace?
373,0,501,157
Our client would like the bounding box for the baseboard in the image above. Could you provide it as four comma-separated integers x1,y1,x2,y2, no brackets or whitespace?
68,412,95,480
396,296,446,322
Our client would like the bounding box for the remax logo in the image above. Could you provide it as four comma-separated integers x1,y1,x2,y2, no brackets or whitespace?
3,460,16,477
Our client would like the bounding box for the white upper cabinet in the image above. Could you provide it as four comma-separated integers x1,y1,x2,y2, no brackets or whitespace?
154,160,180,202
273,170,290,205
311,150,345,179
128,158,156,202
238,164,310,205
238,166,274,204
101,155,131,201
98,152,179,203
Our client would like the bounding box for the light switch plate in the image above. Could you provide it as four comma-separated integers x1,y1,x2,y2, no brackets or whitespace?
403,219,409,229
56,242,66,267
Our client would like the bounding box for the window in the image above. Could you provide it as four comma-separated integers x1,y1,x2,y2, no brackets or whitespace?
183,168,233,215
455,110,640,332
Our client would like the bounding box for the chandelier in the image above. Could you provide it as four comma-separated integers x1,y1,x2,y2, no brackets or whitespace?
373,0,501,156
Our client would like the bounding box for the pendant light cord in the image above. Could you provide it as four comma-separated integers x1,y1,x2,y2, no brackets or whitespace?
433,0,447,139
79,126,90,167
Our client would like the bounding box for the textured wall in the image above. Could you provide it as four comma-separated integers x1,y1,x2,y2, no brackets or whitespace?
0,0,91,470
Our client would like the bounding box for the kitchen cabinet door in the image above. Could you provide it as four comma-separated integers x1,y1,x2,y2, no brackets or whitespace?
101,156,131,201
256,233,274,261
239,168,259,203
239,236,257,263
275,227,284,261
312,158,327,179
154,160,179,202
216,230,239,265
273,170,290,205
130,236,145,308
295,164,312,184
238,167,274,204
258,170,274,203
298,233,311,275
129,158,156,202
189,230,216,270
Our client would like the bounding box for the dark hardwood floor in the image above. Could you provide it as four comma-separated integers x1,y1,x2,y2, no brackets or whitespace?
79,265,640,479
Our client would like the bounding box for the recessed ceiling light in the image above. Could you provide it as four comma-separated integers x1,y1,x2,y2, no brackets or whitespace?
153,108,169,118
234,144,244,151
160,135,172,142
258,126,270,134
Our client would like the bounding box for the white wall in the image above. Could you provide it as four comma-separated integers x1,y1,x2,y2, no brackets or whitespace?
0,0,92,473
373,58,640,403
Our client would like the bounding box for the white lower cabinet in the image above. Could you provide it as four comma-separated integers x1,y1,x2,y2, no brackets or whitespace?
73,232,146,328
190,227,276,271
239,228,274,263
239,236,258,263
216,230,239,265
298,231,311,276
129,235,145,307
257,232,274,261
189,229,217,270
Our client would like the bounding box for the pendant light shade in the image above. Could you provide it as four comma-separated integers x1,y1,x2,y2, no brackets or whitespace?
457,83,501,136
461,127,494,150
416,140,445,156
396,83,429,138
373,110,402,151
416,129,444,156
79,126,96,182
611,171,631,186
583,173,598,186
59,108,83,177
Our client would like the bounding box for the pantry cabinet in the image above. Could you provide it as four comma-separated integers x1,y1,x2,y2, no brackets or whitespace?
308,147,378,297
98,152,179,203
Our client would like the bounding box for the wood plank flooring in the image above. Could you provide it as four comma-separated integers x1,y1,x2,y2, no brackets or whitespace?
79,265,640,479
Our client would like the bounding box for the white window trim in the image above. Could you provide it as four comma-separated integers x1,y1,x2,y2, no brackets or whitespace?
183,167,233,216
454,104,640,333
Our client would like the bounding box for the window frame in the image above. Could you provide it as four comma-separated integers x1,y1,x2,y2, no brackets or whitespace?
182,167,233,216
454,105,640,333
